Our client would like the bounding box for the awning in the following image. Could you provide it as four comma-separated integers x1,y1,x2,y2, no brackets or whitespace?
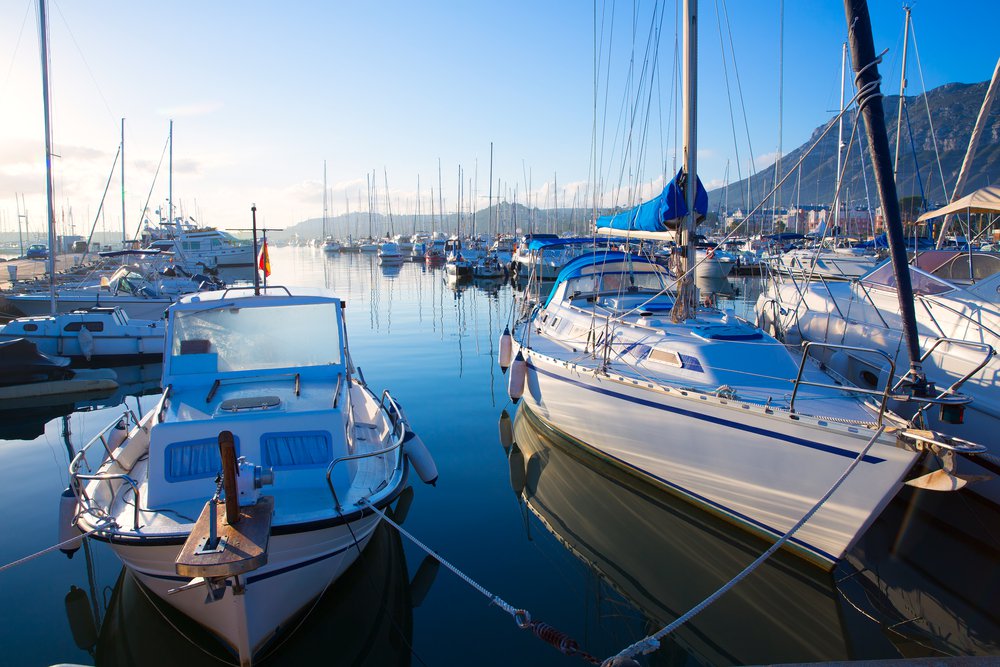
917,185,1000,221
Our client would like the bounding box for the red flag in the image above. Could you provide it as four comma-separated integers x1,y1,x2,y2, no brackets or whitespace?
258,238,271,277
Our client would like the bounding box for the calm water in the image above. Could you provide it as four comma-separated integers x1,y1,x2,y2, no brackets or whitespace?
1,246,997,666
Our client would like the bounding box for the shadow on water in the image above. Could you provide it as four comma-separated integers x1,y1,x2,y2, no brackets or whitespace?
503,405,1000,664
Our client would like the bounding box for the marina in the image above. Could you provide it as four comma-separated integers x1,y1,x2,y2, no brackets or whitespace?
0,0,998,665
1,248,999,666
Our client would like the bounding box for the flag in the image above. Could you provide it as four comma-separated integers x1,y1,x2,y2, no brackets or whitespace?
258,237,271,277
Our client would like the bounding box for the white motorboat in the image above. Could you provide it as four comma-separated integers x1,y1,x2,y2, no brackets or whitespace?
767,247,880,280
377,241,405,265
7,264,220,320
69,285,437,665
0,305,164,365
472,253,505,279
322,237,342,253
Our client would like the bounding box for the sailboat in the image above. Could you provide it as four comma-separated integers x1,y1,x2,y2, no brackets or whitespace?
501,0,981,569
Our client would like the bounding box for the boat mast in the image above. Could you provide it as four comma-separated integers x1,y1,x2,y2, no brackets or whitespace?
844,0,926,390
671,0,697,323
169,120,174,234
892,5,911,178
121,117,126,247
488,142,494,238
322,160,328,240
38,0,57,315
834,41,846,236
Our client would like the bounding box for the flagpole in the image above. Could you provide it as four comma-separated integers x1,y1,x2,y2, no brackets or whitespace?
251,204,260,295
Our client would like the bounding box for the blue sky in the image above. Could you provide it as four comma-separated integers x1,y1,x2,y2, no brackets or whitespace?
0,1,995,237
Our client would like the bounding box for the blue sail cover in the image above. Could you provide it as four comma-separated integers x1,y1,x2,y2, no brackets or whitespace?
596,170,708,233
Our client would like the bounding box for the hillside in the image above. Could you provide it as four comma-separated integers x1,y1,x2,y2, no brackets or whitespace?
711,80,1000,211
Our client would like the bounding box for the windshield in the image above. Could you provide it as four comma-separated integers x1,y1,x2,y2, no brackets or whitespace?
170,301,342,374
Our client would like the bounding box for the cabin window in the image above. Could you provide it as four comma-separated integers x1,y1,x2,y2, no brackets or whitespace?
171,301,343,373
23,323,38,332
165,436,240,482
63,321,105,333
261,431,332,469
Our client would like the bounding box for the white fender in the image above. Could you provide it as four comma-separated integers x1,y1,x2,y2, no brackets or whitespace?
78,326,95,361
828,350,849,380
498,326,513,371
508,351,526,403
58,487,82,558
107,418,128,451
783,326,802,347
402,431,438,486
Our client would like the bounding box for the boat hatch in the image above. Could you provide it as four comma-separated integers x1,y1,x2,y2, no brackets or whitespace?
691,325,763,341
219,396,281,412
648,348,683,367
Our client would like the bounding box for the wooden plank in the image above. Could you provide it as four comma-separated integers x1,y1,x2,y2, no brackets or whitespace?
175,495,274,578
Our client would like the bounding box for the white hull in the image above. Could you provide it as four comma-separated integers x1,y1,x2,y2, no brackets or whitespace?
517,346,917,567
8,293,173,320
111,515,379,661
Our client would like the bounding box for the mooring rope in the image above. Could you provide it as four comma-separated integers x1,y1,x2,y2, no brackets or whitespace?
601,425,886,666
0,522,107,575
361,498,601,664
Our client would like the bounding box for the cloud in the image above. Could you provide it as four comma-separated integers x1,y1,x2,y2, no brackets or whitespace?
755,151,780,170
155,101,224,117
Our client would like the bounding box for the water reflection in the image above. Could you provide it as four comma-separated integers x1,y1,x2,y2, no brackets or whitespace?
505,405,1000,663
0,363,161,440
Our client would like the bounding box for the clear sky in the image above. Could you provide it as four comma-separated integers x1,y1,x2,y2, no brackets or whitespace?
0,0,995,239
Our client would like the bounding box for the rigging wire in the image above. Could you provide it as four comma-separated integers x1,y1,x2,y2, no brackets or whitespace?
907,20,951,201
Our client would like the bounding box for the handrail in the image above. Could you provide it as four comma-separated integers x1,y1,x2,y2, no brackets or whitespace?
69,408,141,477
790,341,896,426
325,389,406,512
219,284,293,298
909,337,995,421
69,408,145,532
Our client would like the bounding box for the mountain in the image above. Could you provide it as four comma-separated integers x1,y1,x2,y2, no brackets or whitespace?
710,80,1000,211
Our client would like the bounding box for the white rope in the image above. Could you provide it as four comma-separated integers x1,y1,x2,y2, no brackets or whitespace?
603,424,886,664
360,498,526,623
0,522,107,575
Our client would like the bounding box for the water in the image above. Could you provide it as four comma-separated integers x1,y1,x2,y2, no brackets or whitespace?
1,246,997,666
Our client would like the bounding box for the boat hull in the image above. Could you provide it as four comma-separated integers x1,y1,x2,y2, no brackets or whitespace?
517,348,917,568
108,513,381,664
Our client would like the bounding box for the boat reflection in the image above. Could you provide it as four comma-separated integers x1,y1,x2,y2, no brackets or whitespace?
83,519,423,666
0,363,162,440
506,405,1000,664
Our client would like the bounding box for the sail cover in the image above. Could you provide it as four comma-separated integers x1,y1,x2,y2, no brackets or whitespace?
596,170,708,233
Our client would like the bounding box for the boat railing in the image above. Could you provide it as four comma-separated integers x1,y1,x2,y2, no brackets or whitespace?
68,408,145,529
219,285,293,298
325,389,406,513
790,341,896,426
906,337,995,422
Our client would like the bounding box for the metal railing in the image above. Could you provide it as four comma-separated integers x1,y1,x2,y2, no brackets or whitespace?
789,341,896,426
68,407,145,530
325,389,406,512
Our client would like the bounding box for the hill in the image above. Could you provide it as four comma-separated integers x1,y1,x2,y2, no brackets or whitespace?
711,80,1000,212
